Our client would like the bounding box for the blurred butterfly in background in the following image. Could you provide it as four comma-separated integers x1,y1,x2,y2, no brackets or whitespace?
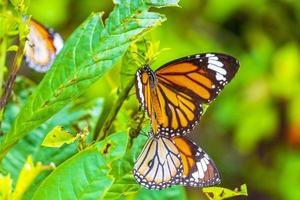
134,53,240,190
135,53,240,137
24,18,64,72
134,133,220,190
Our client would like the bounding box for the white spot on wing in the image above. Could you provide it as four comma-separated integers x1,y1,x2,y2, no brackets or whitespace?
216,73,226,81
200,159,207,172
208,59,224,67
196,162,205,179
208,64,227,75
204,158,209,164
192,171,199,179
206,54,229,83
205,53,215,57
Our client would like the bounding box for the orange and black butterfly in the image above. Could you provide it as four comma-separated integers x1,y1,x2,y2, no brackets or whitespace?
24,18,64,72
135,53,240,137
133,133,220,190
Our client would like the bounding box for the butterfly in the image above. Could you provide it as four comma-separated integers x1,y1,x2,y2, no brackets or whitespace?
133,133,220,190
24,18,64,72
135,53,239,137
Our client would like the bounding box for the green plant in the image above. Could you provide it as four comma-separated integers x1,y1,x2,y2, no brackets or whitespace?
0,0,248,199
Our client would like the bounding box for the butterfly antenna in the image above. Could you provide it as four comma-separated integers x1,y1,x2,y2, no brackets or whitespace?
131,51,146,66
142,38,151,64
143,38,148,53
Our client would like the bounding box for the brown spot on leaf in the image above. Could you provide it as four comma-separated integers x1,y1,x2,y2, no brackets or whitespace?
103,143,111,154
43,101,49,107
220,189,225,197
68,79,77,84
208,192,214,198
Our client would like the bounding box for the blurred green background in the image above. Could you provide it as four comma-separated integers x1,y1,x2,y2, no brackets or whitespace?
24,0,300,199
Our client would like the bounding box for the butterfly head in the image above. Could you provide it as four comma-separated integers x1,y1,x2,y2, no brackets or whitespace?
137,65,157,87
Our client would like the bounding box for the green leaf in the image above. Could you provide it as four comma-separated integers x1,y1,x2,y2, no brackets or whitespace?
0,78,104,200
102,134,148,199
0,156,54,200
41,126,77,148
202,184,248,200
0,85,101,181
32,131,128,200
1,0,179,159
132,186,187,200
10,156,54,200
0,174,12,200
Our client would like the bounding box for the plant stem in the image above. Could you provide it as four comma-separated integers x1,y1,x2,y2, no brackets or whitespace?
0,0,8,121
0,37,25,111
93,94,114,140
0,37,7,101
96,78,135,142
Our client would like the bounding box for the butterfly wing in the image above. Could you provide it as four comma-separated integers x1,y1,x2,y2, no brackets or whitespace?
133,134,221,190
153,53,239,136
156,53,239,103
133,135,183,190
24,18,64,72
172,136,221,187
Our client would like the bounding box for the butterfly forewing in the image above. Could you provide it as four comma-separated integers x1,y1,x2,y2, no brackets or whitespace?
156,53,239,104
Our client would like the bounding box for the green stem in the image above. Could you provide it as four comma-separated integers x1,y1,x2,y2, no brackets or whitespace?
0,37,7,102
93,94,114,140
96,78,135,142
0,34,26,111
0,0,8,121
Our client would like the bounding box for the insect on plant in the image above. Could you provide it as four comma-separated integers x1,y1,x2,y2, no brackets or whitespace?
133,50,240,189
0,1,249,199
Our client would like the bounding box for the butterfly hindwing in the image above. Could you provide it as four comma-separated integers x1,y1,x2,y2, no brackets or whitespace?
133,135,183,190
133,134,220,190
173,136,221,187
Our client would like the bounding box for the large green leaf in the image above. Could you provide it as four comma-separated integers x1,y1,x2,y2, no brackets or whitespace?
132,186,187,200
32,131,128,200
0,92,102,182
0,77,103,200
0,0,179,158
103,134,148,199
